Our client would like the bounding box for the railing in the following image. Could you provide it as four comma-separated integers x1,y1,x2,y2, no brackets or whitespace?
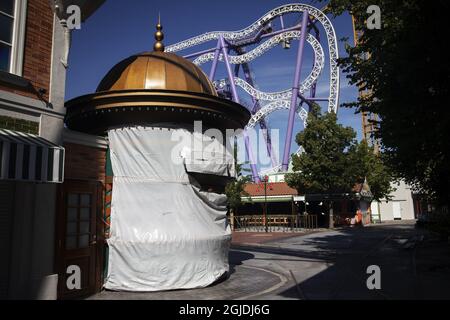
231,214,318,232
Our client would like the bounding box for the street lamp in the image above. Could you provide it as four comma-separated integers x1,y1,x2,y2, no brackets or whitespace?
256,175,272,232
259,175,270,233
264,175,268,232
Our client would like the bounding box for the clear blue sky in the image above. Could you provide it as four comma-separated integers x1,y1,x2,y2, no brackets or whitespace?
66,0,362,170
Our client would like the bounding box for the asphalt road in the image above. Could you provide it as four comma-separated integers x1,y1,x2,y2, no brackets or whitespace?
91,221,450,300
233,221,450,300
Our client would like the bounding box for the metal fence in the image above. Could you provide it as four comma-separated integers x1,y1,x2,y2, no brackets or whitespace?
231,214,318,232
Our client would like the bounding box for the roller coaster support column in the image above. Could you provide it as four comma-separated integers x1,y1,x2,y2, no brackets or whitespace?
282,11,309,171
219,35,260,182
238,48,278,168
311,32,320,99
209,40,221,79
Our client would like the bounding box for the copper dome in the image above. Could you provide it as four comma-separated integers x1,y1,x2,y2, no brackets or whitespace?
65,23,250,134
96,51,217,96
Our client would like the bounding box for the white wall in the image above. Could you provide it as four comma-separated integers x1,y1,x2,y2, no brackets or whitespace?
375,180,415,221
267,172,286,183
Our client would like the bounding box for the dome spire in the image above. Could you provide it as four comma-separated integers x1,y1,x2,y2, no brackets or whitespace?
153,13,165,52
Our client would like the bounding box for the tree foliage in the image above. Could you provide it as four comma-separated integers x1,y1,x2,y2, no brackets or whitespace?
285,105,393,201
319,0,450,205
285,105,356,194
348,140,395,201
225,139,251,211
225,175,251,211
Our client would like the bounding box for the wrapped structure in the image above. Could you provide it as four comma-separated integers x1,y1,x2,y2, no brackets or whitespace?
105,126,234,291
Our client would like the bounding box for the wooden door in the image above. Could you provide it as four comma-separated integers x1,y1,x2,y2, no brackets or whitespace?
56,180,103,299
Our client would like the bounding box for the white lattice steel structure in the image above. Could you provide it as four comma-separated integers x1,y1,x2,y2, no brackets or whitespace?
166,3,340,179
167,3,339,113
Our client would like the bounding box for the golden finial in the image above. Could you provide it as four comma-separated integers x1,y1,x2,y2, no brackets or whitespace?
153,13,164,52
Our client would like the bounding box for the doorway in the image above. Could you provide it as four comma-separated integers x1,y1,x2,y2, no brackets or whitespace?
393,201,402,220
56,180,104,299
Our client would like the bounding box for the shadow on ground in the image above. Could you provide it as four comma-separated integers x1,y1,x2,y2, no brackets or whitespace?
90,250,286,300
90,223,450,300
232,222,450,300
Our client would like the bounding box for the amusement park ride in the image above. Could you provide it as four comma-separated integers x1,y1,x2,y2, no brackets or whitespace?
166,3,340,182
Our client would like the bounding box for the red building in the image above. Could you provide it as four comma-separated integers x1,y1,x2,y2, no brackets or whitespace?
237,179,373,229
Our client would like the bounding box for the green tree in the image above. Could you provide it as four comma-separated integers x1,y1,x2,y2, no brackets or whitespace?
285,105,357,195
285,106,393,226
225,138,251,213
348,140,395,201
225,175,250,212
320,0,450,205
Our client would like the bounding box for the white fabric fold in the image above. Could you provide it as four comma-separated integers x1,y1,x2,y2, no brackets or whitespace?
105,126,232,291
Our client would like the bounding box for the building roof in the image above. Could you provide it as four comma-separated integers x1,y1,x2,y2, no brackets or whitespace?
95,19,216,95
96,51,217,95
64,23,251,134
243,182,298,197
243,180,373,201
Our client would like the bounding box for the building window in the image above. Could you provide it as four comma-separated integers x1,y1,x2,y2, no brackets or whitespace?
66,193,92,250
0,0,27,75
0,115,39,134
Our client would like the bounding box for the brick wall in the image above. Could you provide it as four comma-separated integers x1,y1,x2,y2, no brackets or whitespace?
0,0,53,100
64,143,106,182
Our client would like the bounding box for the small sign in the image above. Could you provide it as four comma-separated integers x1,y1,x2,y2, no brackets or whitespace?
293,196,305,202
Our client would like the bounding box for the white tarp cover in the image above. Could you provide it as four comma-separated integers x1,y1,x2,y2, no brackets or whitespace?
105,126,234,291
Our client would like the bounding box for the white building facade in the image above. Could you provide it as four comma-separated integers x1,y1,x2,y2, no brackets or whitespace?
371,180,415,222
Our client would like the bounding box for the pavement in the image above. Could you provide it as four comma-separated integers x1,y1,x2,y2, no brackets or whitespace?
89,221,450,300
230,230,320,246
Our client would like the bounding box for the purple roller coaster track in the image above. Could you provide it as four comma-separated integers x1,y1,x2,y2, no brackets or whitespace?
166,3,340,182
